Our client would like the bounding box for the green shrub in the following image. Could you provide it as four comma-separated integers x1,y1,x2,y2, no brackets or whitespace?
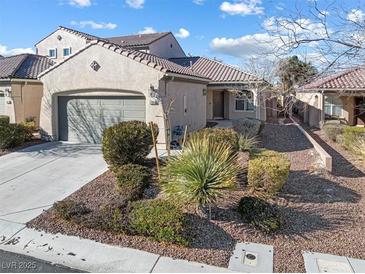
248,149,290,198
233,118,264,137
343,126,365,150
162,134,239,216
237,196,282,233
0,124,33,149
102,121,158,167
81,205,128,233
53,200,91,222
238,134,259,152
128,199,188,245
0,115,9,125
323,123,345,142
192,128,239,152
114,164,151,201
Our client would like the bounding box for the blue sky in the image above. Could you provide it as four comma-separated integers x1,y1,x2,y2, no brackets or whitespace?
0,0,364,66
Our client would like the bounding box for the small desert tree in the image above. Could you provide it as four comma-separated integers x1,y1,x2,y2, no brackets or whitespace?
162,134,239,219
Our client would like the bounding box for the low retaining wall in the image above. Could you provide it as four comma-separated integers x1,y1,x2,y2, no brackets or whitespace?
290,118,332,172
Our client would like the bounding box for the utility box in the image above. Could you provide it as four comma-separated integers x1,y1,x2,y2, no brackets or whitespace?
228,242,273,273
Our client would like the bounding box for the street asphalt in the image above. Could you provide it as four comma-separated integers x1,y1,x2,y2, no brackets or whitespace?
0,249,83,273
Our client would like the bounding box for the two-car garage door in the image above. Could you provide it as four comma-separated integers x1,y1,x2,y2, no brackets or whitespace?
58,96,146,144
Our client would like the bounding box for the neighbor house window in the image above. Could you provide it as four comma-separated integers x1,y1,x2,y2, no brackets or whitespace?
324,96,343,118
48,49,57,58
235,90,255,111
63,47,71,57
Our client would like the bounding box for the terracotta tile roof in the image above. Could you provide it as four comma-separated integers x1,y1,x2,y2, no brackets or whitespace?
105,32,170,48
301,67,365,90
39,40,209,80
169,57,261,83
0,54,54,80
58,26,102,41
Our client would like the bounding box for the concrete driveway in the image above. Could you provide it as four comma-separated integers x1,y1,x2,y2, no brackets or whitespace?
0,142,107,224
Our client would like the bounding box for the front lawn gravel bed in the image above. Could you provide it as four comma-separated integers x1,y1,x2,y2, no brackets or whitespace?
28,123,365,272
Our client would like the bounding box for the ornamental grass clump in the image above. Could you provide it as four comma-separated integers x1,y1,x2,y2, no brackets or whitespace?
162,134,239,219
238,134,259,152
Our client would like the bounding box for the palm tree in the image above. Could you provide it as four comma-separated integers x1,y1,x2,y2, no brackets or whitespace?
162,134,239,219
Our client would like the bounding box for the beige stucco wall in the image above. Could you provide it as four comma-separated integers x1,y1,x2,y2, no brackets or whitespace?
39,43,207,146
149,34,186,59
342,96,356,125
163,80,206,135
296,91,323,127
0,81,43,125
36,29,88,62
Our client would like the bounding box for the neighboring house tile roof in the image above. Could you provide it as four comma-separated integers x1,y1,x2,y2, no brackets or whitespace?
301,67,365,90
0,55,4,59
59,26,102,41
105,32,170,48
169,57,261,83
0,54,54,80
39,40,209,80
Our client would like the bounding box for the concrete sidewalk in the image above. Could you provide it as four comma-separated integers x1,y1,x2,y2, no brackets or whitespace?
0,225,233,273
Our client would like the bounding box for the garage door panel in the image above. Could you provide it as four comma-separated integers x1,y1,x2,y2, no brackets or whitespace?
124,110,145,119
58,96,145,144
0,95,5,115
124,99,145,106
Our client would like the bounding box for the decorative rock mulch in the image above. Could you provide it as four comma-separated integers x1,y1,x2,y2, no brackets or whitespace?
28,123,365,272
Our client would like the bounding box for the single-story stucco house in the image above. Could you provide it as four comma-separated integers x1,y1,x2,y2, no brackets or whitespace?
31,26,266,147
0,54,53,125
296,67,365,128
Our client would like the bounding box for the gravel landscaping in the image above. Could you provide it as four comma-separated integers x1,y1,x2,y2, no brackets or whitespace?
28,123,365,272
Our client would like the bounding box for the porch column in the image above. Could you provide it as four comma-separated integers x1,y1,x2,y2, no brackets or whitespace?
319,91,325,127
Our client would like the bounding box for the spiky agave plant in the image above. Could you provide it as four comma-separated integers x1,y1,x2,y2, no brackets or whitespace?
162,134,239,219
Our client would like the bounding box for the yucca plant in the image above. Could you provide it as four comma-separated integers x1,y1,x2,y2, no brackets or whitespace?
238,134,259,152
162,134,239,219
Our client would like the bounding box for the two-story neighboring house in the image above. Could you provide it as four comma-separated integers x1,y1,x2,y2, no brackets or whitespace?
29,26,266,147
35,26,186,62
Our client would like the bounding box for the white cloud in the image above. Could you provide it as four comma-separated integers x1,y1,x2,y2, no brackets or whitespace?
347,9,364,23
220,0,264,16
0,43,34,56
68,0,91,7
193,0,205,5
138,27,157,34
126,0,144,9
175,28,190,39
210,33,282,58
70,20,117,30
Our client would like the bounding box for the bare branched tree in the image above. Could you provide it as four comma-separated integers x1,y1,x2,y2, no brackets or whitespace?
264,0,365,73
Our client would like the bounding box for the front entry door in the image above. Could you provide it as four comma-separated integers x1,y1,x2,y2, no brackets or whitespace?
213,91,224,119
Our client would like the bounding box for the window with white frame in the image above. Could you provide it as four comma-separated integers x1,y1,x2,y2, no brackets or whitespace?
235,90,255,111
63,47,71,57
48,49,57,58
324,96,343,118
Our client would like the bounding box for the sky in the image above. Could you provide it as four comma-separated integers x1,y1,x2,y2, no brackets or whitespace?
0,0,365,67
